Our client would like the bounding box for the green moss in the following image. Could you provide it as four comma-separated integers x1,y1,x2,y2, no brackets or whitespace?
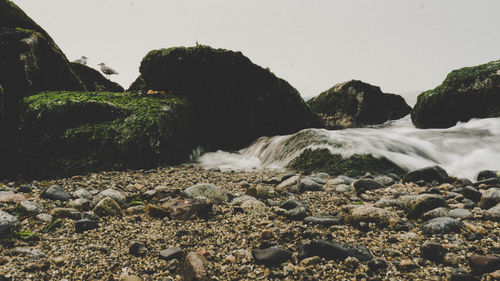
14,230,39,241
287,148,404,177
43,219,63,233
18,91,194,178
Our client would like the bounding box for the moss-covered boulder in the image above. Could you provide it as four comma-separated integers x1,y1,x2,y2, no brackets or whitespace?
307,80,411,129
128,76,145,92
15,91,194,178
139,45,323,150
287,148,404,177
71,63,124,92
412,60,500,128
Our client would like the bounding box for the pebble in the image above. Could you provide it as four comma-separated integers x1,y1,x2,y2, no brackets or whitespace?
92,197,122,217
93,188,125,206
75,219,99,233
183,183,228,204
35,213,52,223
128,241,147,257
41,185,70,201
403,194,446,218
470,254,500,273
402,165,449,184
420,242,447,262
352,179,384,195
0,210,20,238
460,186,482,202
159,246,184,261
252,247,292,266
302,239,372,262
17,201,42,216
449,208,473,219
480,188,500,209
299,178,323,192
346,205,395,227
421,217,462,235
182,252,210,281
303,216,341,226
162,198,212,220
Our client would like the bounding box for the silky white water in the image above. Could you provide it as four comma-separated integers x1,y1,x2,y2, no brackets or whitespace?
196,93,500,180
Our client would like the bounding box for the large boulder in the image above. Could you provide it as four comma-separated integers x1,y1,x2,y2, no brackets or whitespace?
139,45,323,150
307,80,411,129
16,91,194,178
70,63,124,92
412,60,500,128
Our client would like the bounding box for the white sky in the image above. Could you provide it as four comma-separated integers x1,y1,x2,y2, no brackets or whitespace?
12,0,500,99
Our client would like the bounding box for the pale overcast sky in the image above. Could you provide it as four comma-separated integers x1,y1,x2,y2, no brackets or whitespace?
12,0,500,99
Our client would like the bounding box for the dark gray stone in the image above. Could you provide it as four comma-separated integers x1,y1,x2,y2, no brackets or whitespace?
129,241,147,257
303,216,341,226
352,179,384,195
160,246,184,261
302,239,372,262
0,210,19,238
479,188,500,209
41,185,70,201
460,186,482,202
420,242,447,262
421,217,462,235
252,247,292,266
402,166,449,184
75,219,98,233
477,170,498,181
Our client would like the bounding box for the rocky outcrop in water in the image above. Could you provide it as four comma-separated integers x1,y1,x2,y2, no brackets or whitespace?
307,80,411,129
412,60,500,128
139,45,323,150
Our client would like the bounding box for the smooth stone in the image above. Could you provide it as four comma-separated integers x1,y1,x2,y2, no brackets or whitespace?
479,188,500,209
276,205,308,220
477,170,499,181
160,246,184,261
183,183,228,204
352,179,384,195
335,184,351,193
422,207,449,221
461,186,482,202
0,210,20,238
486,203,500,222
41,185,70,201
49,208,79,219
182,252,210,281
161,198,212,220
0,192,27,203
75,219,99,233
303,216,341,226
402,166,449,184
245,186,269,199
280,199,303,210
449,273,480,281
67,198,91,211
403,194,446,218
94,189,125,206
330,176,354,185
449,208,473,219
470,254,500,273
72,188,91,199
18,201,42,216
302,239,372,262
420,242,447,262
300,178,323,192
35,213,52,223
276,176,300,193
367,258,388,272
252,247,292,266
145,204,168,218
125,205,146,215
375,176,395,186
316,172,330,179
230,195,257,206
421,217,462,235
347,205,395,227
92,197,122,217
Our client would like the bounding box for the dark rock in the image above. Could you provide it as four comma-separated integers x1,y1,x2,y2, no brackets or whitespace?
461,186,482,202
92,197,122,217
277,205,309,221
82,211,98,221
23,260,50,272
367,258,388,272
302,239,372,262
479,188,500,209
449,208,472,219
470,255,500,273
404,194,446,218
422,207,449,221
303,216,341,226
403,166,449,184
472,178,500,187
160,246,184,261
145,204,168,218
17,201,42,216
486,203,500,222
477,170,499,181
280,199,303,210
140,45,322,151
449,273,480,281
307,80,411,129
374,176,395,186
0,210,19,238
411,60,500,128
176,229,189,237
127,75,145,92
352,179,384,195
421,217,462,235
299,178,323,192
129,241,147,257
421,242,447,262
70,62,123,92
75,219,98,233
252,247,292,267
347,205,394,228
41,185,70,201
161,198,212,220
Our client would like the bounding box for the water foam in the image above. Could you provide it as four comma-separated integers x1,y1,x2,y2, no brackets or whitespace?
196,116,500,180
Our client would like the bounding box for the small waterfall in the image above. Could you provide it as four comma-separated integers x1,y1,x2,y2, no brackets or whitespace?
196,116,500,180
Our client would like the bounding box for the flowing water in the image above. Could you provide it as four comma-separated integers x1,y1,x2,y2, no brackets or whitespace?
196,92,500,180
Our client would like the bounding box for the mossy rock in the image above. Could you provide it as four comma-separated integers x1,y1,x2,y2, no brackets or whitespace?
412,60,500,128
128,75,145,92
71,63,124,92
139,45,323,150
287,148,404,177
15,91,194,178
307,80,411,129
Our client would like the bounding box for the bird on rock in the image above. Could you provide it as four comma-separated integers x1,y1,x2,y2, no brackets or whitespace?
73,56,89,65
98,63,119,78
